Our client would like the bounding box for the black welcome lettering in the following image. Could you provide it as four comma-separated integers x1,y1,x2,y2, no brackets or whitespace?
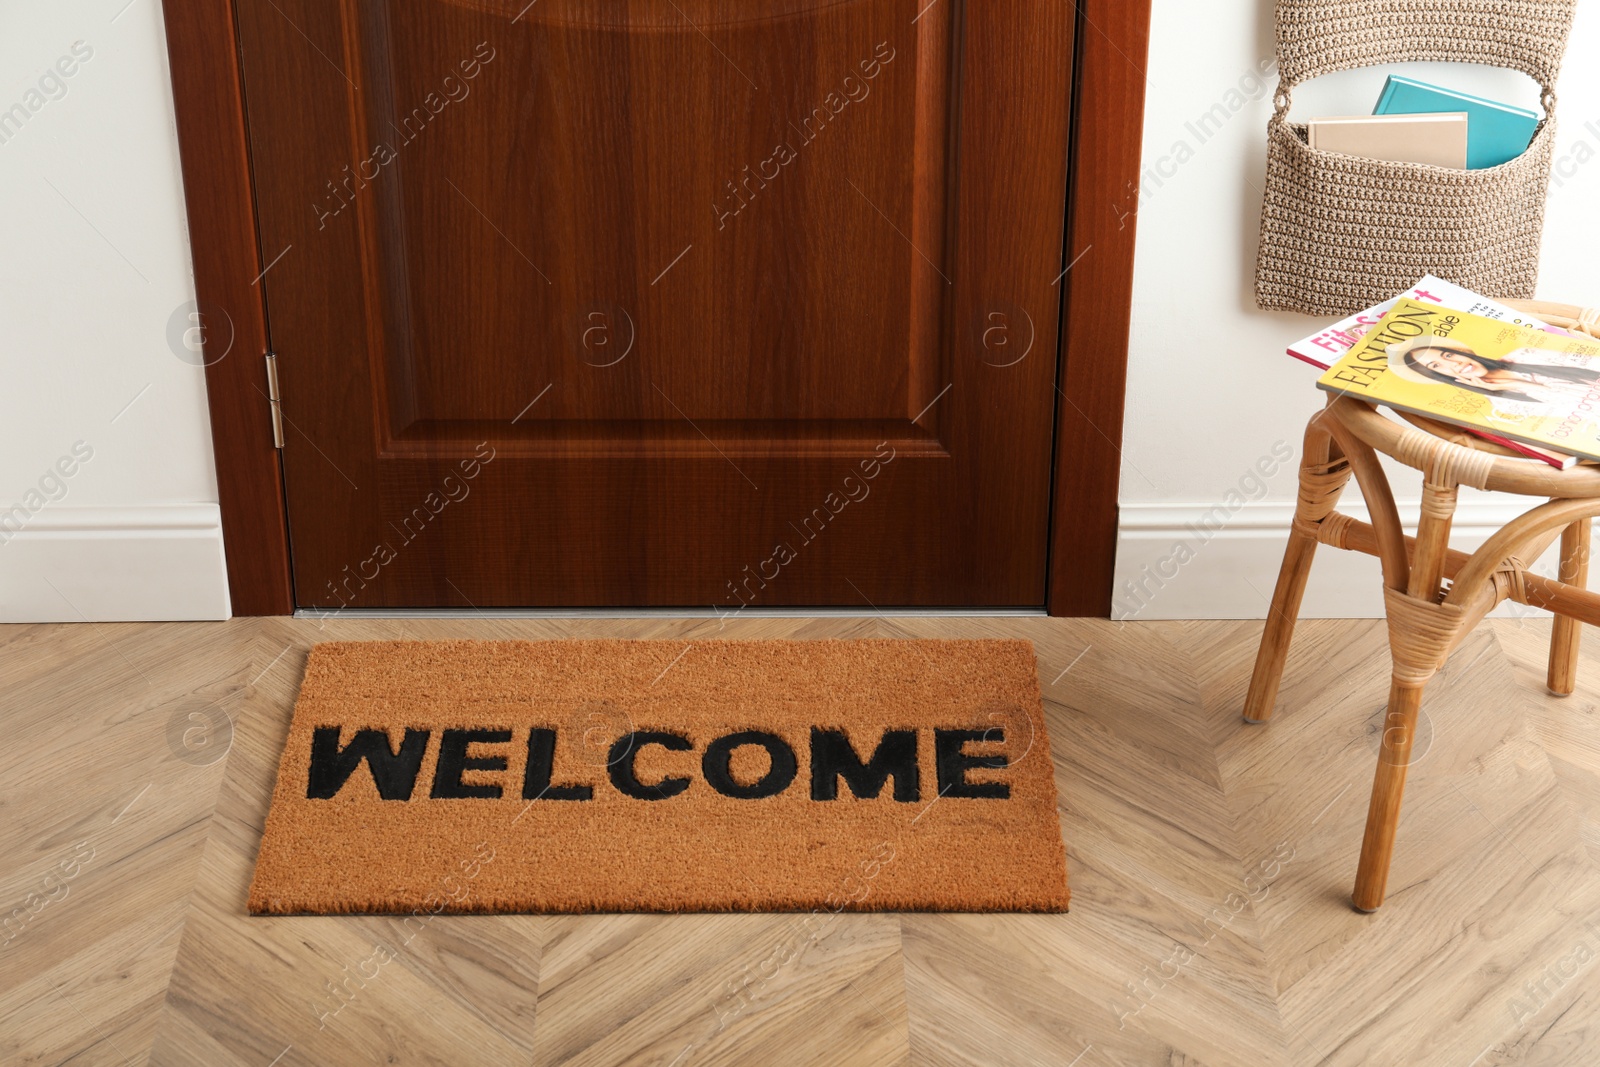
431,729,512,799
810,728,919,802
307,724,1017,803
934,729,1011,799
523,728,593,801
608,731,692,800
702,731,797,799
306,726,430,800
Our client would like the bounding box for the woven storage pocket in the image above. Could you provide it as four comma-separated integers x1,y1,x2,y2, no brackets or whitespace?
1257,118,1557,314
1255,0,1576,316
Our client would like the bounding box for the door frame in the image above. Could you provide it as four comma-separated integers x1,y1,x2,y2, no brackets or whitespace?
163,0,1152,617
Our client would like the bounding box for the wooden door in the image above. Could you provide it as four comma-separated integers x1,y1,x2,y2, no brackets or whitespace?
235,0,1074,609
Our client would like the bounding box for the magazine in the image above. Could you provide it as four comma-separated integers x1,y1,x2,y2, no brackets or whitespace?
1288,274,1562,369
1317,300,1600,463
1290,277,1576,468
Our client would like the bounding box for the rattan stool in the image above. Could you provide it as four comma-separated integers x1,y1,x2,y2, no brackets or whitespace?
1243,299,1600,912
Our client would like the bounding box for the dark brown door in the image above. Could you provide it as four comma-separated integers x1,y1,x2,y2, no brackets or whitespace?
235,0,1074,609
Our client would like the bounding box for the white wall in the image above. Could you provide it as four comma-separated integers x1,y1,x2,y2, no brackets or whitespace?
0,0,228,621
7,1,1593,623
1116,0,1600,619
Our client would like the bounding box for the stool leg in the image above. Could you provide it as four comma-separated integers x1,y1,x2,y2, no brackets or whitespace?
1353,481,1457,913
1547,518,1590,696
1243,418,1350,725
1352,677,1424,911
1242,532,1321,724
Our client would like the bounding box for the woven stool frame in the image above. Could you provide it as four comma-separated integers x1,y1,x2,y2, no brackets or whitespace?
1243,298,1600,912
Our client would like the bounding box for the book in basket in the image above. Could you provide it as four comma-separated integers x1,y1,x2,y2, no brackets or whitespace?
1317,300,1600,463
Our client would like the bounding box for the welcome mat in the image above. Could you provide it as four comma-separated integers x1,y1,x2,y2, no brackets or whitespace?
248,639,1068,914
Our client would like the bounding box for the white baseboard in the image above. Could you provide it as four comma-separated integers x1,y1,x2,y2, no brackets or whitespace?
0,505,231,622
0,497,1565,623
1113,499,1568,620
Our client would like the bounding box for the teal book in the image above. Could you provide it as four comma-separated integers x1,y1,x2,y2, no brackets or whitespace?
1373,75,1540,169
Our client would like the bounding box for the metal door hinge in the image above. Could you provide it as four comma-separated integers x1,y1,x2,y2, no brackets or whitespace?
265,352,284,449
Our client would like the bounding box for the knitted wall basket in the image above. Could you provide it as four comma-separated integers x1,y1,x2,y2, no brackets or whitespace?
1255,0,1578,316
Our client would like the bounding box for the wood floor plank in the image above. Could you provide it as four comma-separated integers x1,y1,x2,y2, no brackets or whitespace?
0,618,256,1067
535,912,907,1066
1493,617,1600,865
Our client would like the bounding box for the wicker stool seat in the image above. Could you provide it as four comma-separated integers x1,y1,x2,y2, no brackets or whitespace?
1243,299,1600,912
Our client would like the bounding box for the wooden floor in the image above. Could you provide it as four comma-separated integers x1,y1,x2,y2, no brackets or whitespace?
4,614,1600,1066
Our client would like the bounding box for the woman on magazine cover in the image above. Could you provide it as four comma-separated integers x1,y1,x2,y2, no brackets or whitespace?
1388,336,1600,413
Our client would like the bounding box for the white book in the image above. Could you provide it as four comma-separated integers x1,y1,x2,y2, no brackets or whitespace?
1306,112,1469,169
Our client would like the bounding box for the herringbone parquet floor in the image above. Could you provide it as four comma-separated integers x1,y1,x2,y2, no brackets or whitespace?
4,614,1600,1066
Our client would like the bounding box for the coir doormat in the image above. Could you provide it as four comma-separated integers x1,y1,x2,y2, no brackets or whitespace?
248,639,1068,914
